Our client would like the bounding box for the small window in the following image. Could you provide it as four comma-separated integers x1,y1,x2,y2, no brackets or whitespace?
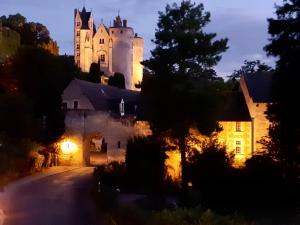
76,44,80,50
236,122,241,132
99,39,104,44
76,22,81,27
236,140,242,154
74,101,79,109
76,52,80,57
76,31,80,36
236,146,241,154
100,54,105,62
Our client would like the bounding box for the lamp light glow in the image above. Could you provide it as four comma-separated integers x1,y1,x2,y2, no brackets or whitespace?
60,140,78,155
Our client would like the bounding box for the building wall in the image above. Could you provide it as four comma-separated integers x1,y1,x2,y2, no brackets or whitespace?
93,24,111,75
133,37,144,89
63,110,150,166
218,121,252,166
240,76,270,153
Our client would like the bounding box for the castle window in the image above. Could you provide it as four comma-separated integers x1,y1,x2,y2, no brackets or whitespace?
236,140,242,154
236,122,241,132
76,22,80,27
74,101,79,109
100,54,105,62
76,44,80,50
99,39,104,44
76,31,80,36
76,52,80,57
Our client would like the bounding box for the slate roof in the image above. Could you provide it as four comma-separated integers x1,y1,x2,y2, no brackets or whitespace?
218,91,251,122
242,72,273,103
79,7,92,30
73,79,140,116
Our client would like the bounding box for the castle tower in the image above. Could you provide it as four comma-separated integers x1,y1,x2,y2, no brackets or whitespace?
109,15,135,89
74,7,94,72
74,8,144,90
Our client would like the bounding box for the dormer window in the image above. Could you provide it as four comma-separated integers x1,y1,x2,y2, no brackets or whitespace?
99,39,104,44
119,99,125,116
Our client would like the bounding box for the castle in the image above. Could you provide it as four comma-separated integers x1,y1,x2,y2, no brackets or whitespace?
74,7,144,90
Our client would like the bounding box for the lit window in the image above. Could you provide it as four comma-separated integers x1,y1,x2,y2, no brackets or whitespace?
236,140,242,154
100,54,105,62
74,101,79,109
236,122,241,132
99,39,104,44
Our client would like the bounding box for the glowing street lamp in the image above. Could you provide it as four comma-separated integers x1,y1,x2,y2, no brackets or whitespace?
60,140,78,155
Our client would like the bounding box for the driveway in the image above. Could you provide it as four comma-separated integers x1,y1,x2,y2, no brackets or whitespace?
0,167,101,225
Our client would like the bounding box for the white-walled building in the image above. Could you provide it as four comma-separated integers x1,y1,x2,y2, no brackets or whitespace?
74,7,144,90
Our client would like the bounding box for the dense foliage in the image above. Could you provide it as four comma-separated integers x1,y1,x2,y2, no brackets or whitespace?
0,13,59,55
264,0,300,167
108,72,126,89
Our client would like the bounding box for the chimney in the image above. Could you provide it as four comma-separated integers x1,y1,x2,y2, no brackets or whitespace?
123,20,127,27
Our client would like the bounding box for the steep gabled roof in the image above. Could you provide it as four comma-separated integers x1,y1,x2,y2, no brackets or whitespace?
79,7,92,30
218,91,252,121
242,72,273,103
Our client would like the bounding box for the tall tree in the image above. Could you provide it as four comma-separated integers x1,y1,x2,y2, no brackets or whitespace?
143,0,228,79
228,60,273,80
88,62,103,83
264,0,300,168
141,1,227,191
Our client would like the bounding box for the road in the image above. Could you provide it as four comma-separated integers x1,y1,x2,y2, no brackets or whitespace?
1,167,102,225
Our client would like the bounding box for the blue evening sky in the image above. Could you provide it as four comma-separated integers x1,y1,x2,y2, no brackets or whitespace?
0,0,281,76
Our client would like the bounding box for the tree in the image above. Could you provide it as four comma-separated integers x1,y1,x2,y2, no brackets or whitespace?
0,14,59,55
264,0,300,168
108,72,126,89
142,0,228,79
87,62,103,83
228,60,273,80
141,1,227,191
126,137,166,193
11,47,74,144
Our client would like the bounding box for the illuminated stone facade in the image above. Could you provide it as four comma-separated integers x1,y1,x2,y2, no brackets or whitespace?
74,7,144,90
166,73,273,178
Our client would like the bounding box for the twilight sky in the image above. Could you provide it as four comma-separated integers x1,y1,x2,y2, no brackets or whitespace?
0,0,281,76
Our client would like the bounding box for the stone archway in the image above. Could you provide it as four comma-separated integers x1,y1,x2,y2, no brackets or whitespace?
83,132,108,166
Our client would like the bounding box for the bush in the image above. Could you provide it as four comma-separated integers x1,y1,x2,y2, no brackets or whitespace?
126,136,167,193
148,208,254,225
